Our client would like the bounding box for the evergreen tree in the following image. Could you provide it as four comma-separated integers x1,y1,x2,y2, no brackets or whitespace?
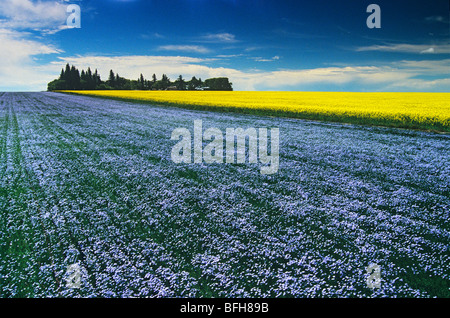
115,74,122,89
139,73,145,89
87,67,94,89
64,63,71,80
108,70,116,88
80,69,87,89
70,65,81,90
59,68,65,81
175,75,186,90
94,69,101,88
161,74,170,89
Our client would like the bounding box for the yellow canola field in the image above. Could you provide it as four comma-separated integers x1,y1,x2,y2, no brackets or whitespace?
64,91,450,131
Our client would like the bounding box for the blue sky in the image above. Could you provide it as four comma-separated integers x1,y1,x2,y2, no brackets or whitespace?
0,0,449,91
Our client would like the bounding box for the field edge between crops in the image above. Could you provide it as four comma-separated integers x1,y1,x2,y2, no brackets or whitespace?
55,91,450,134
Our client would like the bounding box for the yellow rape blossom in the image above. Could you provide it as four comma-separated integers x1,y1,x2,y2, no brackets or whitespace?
62,91,450,132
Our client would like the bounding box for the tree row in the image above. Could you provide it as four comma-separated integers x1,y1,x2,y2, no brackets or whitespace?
48,64,233,91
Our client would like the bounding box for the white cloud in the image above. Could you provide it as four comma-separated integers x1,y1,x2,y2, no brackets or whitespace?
356,43,450,54
420,47,435,54
157,45,211,54
0,0,67,32
0,28,62,91
387,77,450,91
233,66,413,90
394,59,450,75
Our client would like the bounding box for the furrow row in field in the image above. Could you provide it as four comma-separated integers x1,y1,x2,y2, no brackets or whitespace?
0,101,8,180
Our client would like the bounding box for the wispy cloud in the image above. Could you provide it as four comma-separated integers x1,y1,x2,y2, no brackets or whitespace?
393,59,450,75
157,45,211,54
140,32,165,40
270,28,326,40
356,43,450,54
215,54,245,58
251,56,280,62
425,16,449,24
198,32,237,43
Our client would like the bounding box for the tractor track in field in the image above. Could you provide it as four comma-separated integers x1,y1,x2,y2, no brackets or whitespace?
12,93,105,293
8,102,62,292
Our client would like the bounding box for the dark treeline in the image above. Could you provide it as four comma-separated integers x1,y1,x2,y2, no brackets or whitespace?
48,64,233,91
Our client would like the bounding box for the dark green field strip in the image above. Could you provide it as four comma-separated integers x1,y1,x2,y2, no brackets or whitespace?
14,108,98,295
2,93,103,296
0,101,55,297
